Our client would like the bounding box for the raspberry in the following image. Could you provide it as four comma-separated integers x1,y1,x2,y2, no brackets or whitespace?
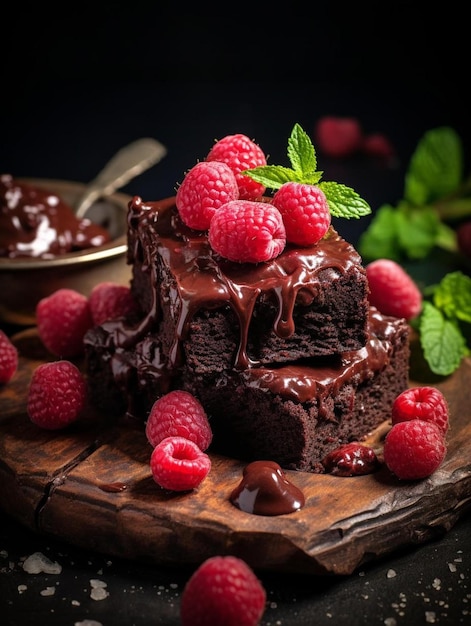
180,555,266,626
208,200,286,263
36,288,93,357
176,161,239,230
150,436,211,491
391,386,449,434
366,258,422,320
315,116,363,158
383,420,447,480
0,330,18,384
322,442,380,476
362,133,395,161
206,133,267,200
89,281,139,326
457,220,471,259
272,182,331,246
27,360,87,430
145,390,212,451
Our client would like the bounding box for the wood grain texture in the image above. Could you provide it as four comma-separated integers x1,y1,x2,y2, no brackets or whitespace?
1,329,470,575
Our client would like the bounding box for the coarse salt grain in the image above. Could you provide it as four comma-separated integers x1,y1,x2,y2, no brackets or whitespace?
40,586,56,596
90,579,109,601
22,552,62,575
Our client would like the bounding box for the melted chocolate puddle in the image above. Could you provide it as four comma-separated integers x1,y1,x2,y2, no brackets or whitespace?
230,460,305,516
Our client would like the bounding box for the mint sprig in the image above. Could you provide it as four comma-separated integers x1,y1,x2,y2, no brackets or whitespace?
358,127,471,262
242,123,372,219
359,126,471,376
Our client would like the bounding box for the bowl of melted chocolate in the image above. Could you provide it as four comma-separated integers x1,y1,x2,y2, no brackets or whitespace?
0,174,131,325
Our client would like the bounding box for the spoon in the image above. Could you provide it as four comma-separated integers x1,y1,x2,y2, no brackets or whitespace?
74,137,167,219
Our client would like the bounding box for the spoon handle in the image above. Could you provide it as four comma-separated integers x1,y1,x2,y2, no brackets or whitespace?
74,138,167,219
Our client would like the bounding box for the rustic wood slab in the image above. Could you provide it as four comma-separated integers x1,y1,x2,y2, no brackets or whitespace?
1,329,470,575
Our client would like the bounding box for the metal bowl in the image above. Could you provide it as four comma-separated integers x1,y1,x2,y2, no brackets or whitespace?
0,178,132,326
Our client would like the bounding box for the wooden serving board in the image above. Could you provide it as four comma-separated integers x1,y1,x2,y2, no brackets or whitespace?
1,329,470,576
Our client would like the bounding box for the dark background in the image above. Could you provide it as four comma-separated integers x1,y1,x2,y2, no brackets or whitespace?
2,3,470,219
1,4,470,625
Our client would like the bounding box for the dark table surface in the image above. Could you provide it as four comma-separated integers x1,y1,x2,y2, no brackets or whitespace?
2,6,471,625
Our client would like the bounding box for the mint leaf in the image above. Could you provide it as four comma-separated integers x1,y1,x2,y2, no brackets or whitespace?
245,165,322,189
396,205,441,259
242,123,371,221
419,301,468,376
435,221,459,253
243,165,299,189
404,127,463,205
433,271,471,323
287,122,317,175
319,181,371,219
357,204,402,261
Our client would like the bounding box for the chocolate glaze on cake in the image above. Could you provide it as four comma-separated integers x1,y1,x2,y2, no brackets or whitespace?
84,194,409,473
0,174,111,258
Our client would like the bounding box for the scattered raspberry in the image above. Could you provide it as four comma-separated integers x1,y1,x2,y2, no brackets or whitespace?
36,288,93,357
362,133,395,161
150,436,211,491
146,390,212,451
0,330,18,384
392,386,449,434
176,161,239,230
89,281,139,326
457,220,471,259
181,555,266,626
315,116,363,158
272,182,331,246
322,442,380,476
27,360,87,430
366,258,422,320
383,420,447,480
208,200,286,263
206,133,267,200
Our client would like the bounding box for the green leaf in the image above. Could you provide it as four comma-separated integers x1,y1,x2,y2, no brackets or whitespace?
434,221,459,253
395,205,441,259
404,127,463,205
319,182,371,219
357,204,402,261
433,271,471,322
287,123,317,176
241,165,302,189
419,301,467,376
